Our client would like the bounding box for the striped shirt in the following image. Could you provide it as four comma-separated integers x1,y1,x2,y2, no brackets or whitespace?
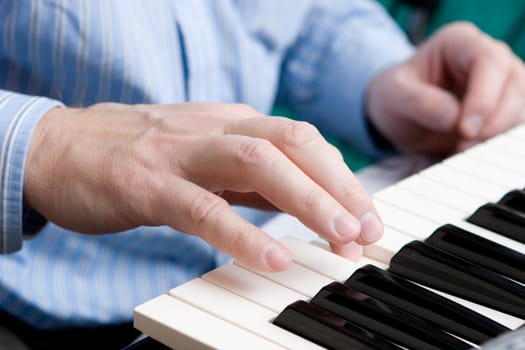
0,0,412,328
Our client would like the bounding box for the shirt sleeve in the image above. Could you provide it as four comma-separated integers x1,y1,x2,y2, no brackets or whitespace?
0,90,63,253
276,0,415,159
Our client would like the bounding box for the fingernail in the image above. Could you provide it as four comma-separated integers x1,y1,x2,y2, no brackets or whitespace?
264,245,291,271
463,114,483,138
333,212,360,241
359,211,383,242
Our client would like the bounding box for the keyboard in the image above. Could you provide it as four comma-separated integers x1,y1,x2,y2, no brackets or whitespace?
133,124,525,350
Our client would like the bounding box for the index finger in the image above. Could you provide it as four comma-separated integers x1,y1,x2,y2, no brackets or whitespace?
229,117,383,247
443,29,513,138
156,177,293,272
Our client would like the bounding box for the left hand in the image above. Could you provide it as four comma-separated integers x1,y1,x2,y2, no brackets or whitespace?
366,22,525,156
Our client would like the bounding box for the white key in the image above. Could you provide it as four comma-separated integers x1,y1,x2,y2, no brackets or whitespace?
444,154,524,189
306,234,525,331
307,239,389,269
420,164,508,200
397,174,484,213
202,264,305,313
424,286,524,330
279,236,373,281
507,123,525,142
234,261,333,298
486,133,525,159
376,195,525,254
450,219,525,254
363,226,413,264
169,279,324,350
373,199,437,239
375,185,468,223
134,295,284,350
464,143,525,177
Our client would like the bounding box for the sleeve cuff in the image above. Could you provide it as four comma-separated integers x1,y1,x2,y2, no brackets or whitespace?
315,23,415,160
0,91,63,253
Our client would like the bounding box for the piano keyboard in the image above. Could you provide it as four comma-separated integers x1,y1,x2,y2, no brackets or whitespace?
134,124,525,350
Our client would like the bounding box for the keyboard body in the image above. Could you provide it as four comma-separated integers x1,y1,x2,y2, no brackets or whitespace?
133,124,525,350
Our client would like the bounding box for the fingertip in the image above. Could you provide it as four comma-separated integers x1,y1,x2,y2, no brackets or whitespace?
330,241,363,262
263,244,292,272
358,211,384,244
461,114,484,138
333,212,361,243
399,82,459,131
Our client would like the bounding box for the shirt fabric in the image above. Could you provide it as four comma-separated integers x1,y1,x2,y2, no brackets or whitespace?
0,0,413,328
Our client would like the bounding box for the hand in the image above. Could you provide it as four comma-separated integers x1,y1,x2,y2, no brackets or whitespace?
366,22,525,155
24,103,383,271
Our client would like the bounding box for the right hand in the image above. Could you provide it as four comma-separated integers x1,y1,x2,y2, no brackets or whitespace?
366,22,525,156
24,102,383,271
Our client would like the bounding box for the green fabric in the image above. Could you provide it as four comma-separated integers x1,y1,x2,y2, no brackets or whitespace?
378,0,525,60
271,106,373,171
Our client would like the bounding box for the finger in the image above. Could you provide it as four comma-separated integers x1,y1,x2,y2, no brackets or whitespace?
456,138,481,153
228,117,382,246
388,70,461,132
155,176,292,272
132,103,266,135
329,241,363,262
478,59,525,140
459,41,512,139
221,191,279,211
180,134,363,247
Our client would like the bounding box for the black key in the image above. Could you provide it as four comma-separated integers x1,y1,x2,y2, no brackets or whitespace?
345,265,509,344
467,203,525,243
389,241,525,318
311,282,471,350
273,300,401,350
498,189,525,215
425,224,525,284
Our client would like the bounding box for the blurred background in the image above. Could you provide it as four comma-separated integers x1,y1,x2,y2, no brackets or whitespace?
278,0,525,172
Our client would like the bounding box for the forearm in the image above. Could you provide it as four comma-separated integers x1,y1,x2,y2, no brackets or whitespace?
277,0,414,159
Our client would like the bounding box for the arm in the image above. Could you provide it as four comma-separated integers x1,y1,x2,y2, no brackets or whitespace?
276,0,414,159
366,22,525,156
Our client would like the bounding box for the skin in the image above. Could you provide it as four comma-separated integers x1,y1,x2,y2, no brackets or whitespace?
24,103,380,272
367,22,525,156
23,23,525,273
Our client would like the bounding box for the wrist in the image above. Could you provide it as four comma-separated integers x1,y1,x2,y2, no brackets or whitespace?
23,106,78,210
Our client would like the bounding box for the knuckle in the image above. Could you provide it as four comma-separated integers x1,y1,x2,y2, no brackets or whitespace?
230,103,258,116
514,59,525,78
236,138,274,167
303,188,327,211
189,191,228,229
279,120,322,147
227,222,251,253
444,21,480,36
495,40,512,56
338,182,370,211
328,143,345,161
484,41,513,64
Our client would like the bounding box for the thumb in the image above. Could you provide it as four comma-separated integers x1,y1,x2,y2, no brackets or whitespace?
396,78,460,132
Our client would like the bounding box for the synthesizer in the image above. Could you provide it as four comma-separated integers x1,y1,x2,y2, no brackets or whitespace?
134,124,525,349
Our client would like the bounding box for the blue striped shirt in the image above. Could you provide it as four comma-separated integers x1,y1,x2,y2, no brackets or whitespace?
0,0,412,328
